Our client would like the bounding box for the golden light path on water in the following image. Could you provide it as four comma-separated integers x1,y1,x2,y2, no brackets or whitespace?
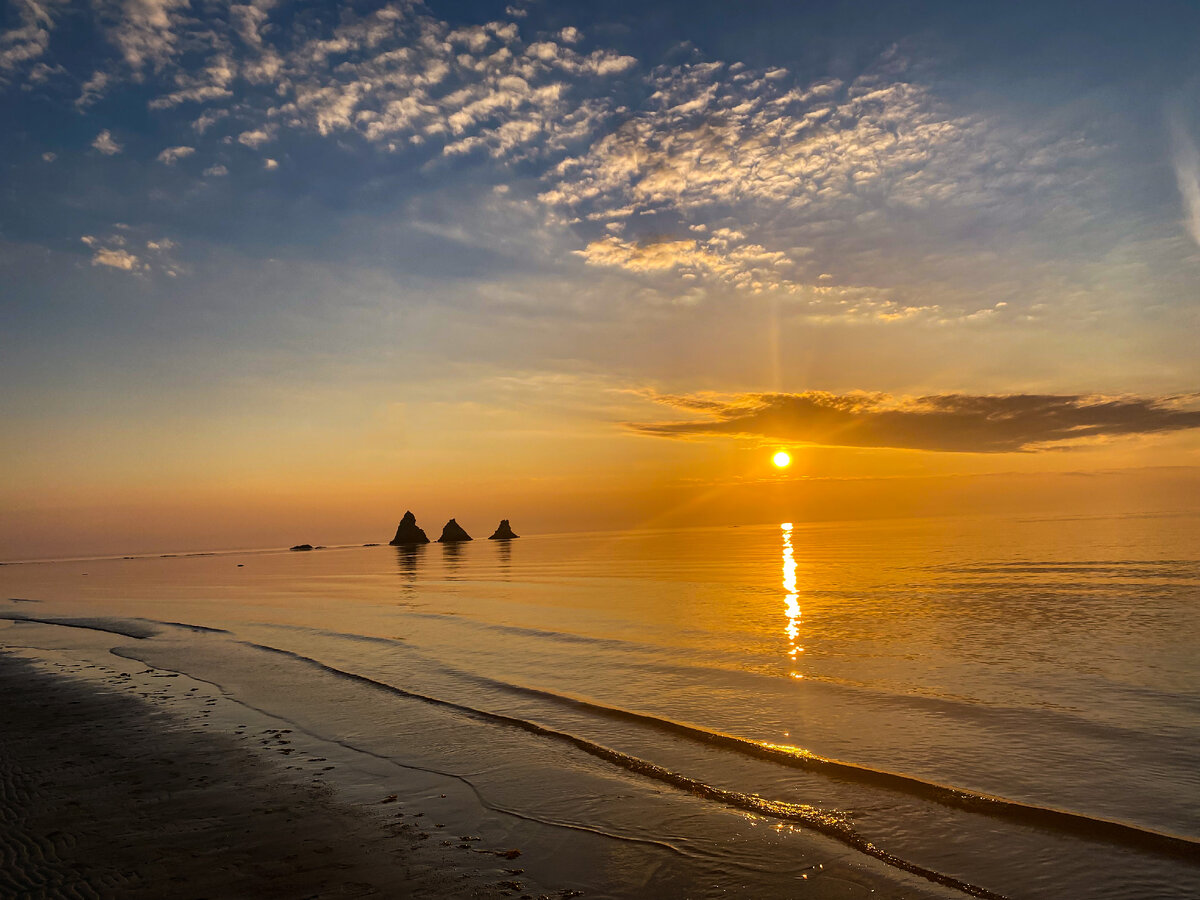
781,522,803,678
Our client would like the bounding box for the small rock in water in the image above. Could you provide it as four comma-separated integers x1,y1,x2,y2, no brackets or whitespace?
437,518,472,543
389,510,430,545
488,519,520,540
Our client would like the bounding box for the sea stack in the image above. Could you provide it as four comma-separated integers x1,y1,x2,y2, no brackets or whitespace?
389,511,430,545
488,519,519,540
437,518,472,543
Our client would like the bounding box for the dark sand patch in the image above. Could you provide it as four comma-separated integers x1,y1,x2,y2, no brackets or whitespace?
0,652,542,899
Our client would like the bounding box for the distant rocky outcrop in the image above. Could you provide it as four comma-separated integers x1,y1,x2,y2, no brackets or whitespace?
289,544,314,551
488,519,519,540
389,511,430,545
437,518,472,543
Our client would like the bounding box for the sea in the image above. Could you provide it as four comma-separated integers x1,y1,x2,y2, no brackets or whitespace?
2,512,1198,899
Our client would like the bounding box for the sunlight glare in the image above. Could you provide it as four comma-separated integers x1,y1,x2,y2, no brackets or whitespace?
773,450,792,468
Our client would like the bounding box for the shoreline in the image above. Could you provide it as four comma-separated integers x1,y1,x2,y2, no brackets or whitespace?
0,647,568,900
0,619,965,900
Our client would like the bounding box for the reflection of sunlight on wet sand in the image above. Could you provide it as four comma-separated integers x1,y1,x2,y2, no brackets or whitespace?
781,523,803,678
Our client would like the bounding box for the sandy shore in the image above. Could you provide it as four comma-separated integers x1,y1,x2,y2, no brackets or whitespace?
0,650,554,899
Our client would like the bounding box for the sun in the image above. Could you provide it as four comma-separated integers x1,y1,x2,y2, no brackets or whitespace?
772,450,792,468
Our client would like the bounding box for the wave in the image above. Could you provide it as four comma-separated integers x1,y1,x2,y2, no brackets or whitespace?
146,620,232,634
238,640,1200,862
236,640,1016,899
935,560,1200,578
0,614,158,639
248,623,405,646
312,613,1199,750
0,614,231,639
452,675,1200,860
261,619,1200,786
399,610,657,653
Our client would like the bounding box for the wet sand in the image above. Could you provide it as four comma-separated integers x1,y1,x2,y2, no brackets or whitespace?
0,651,548,899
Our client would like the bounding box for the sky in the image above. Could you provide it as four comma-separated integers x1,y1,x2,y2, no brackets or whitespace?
1,0,1199,558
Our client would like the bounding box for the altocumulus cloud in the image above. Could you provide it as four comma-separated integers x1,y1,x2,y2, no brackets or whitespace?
0,0,1162,324
627,391,1200,453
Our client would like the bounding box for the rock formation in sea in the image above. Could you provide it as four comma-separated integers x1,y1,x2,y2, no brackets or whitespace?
488,519,519,540
289,544,314,551
437,518,472,543
389,511,430,545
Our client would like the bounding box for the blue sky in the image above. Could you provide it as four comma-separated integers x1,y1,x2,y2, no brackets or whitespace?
2,0,1199,555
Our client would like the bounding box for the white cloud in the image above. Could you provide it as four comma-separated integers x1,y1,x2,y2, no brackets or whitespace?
15,0,1119,324
41,151,55,161
75,69,110,107
120,3,634,164
105,0,190,74
0,0,60,78
192,108,229,134
578,236,725,272
156,144,195,164
530,52,1106,321
237,128,272,148
92,129,122,154
91,247,140,270
1168,111,1200,249
230,1,272,48
149,56,235,108
82,228,179,275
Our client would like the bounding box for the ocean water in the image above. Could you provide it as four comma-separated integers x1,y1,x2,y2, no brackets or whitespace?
3,513,1199,898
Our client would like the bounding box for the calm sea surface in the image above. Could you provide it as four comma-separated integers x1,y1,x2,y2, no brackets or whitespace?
3,513,1199,898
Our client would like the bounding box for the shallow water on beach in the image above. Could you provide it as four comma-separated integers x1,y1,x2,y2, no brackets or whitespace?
3,512,1199,898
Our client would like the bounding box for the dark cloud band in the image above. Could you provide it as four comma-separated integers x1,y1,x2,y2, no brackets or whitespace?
627,391,1200,453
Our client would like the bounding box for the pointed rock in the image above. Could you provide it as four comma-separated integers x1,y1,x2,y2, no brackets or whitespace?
437,518,472,543
389,511,430,545
488,519,519,540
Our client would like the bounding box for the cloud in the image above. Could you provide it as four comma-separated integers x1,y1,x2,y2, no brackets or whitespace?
1168,110,1200,249
81,228,179,275
156,144,194,164
0,0,60,79
1,0,1130,326
202,163,228,176
91,247,140,270
237,128,272,148
104,0,190,74
91,128,122,154
533,51,1104,316
191,108,228,133
627,391,1200,453
62,2,628,165
263,157,278,170
75,69,110,107
578,236,723,272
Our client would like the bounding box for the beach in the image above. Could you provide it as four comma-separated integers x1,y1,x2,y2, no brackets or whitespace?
0,650,568,900
0,621,955,900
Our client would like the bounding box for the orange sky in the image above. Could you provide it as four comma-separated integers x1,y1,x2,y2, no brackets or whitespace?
2,0,1199,559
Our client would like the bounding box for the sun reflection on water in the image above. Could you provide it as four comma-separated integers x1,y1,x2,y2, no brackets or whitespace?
781,523,803,676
